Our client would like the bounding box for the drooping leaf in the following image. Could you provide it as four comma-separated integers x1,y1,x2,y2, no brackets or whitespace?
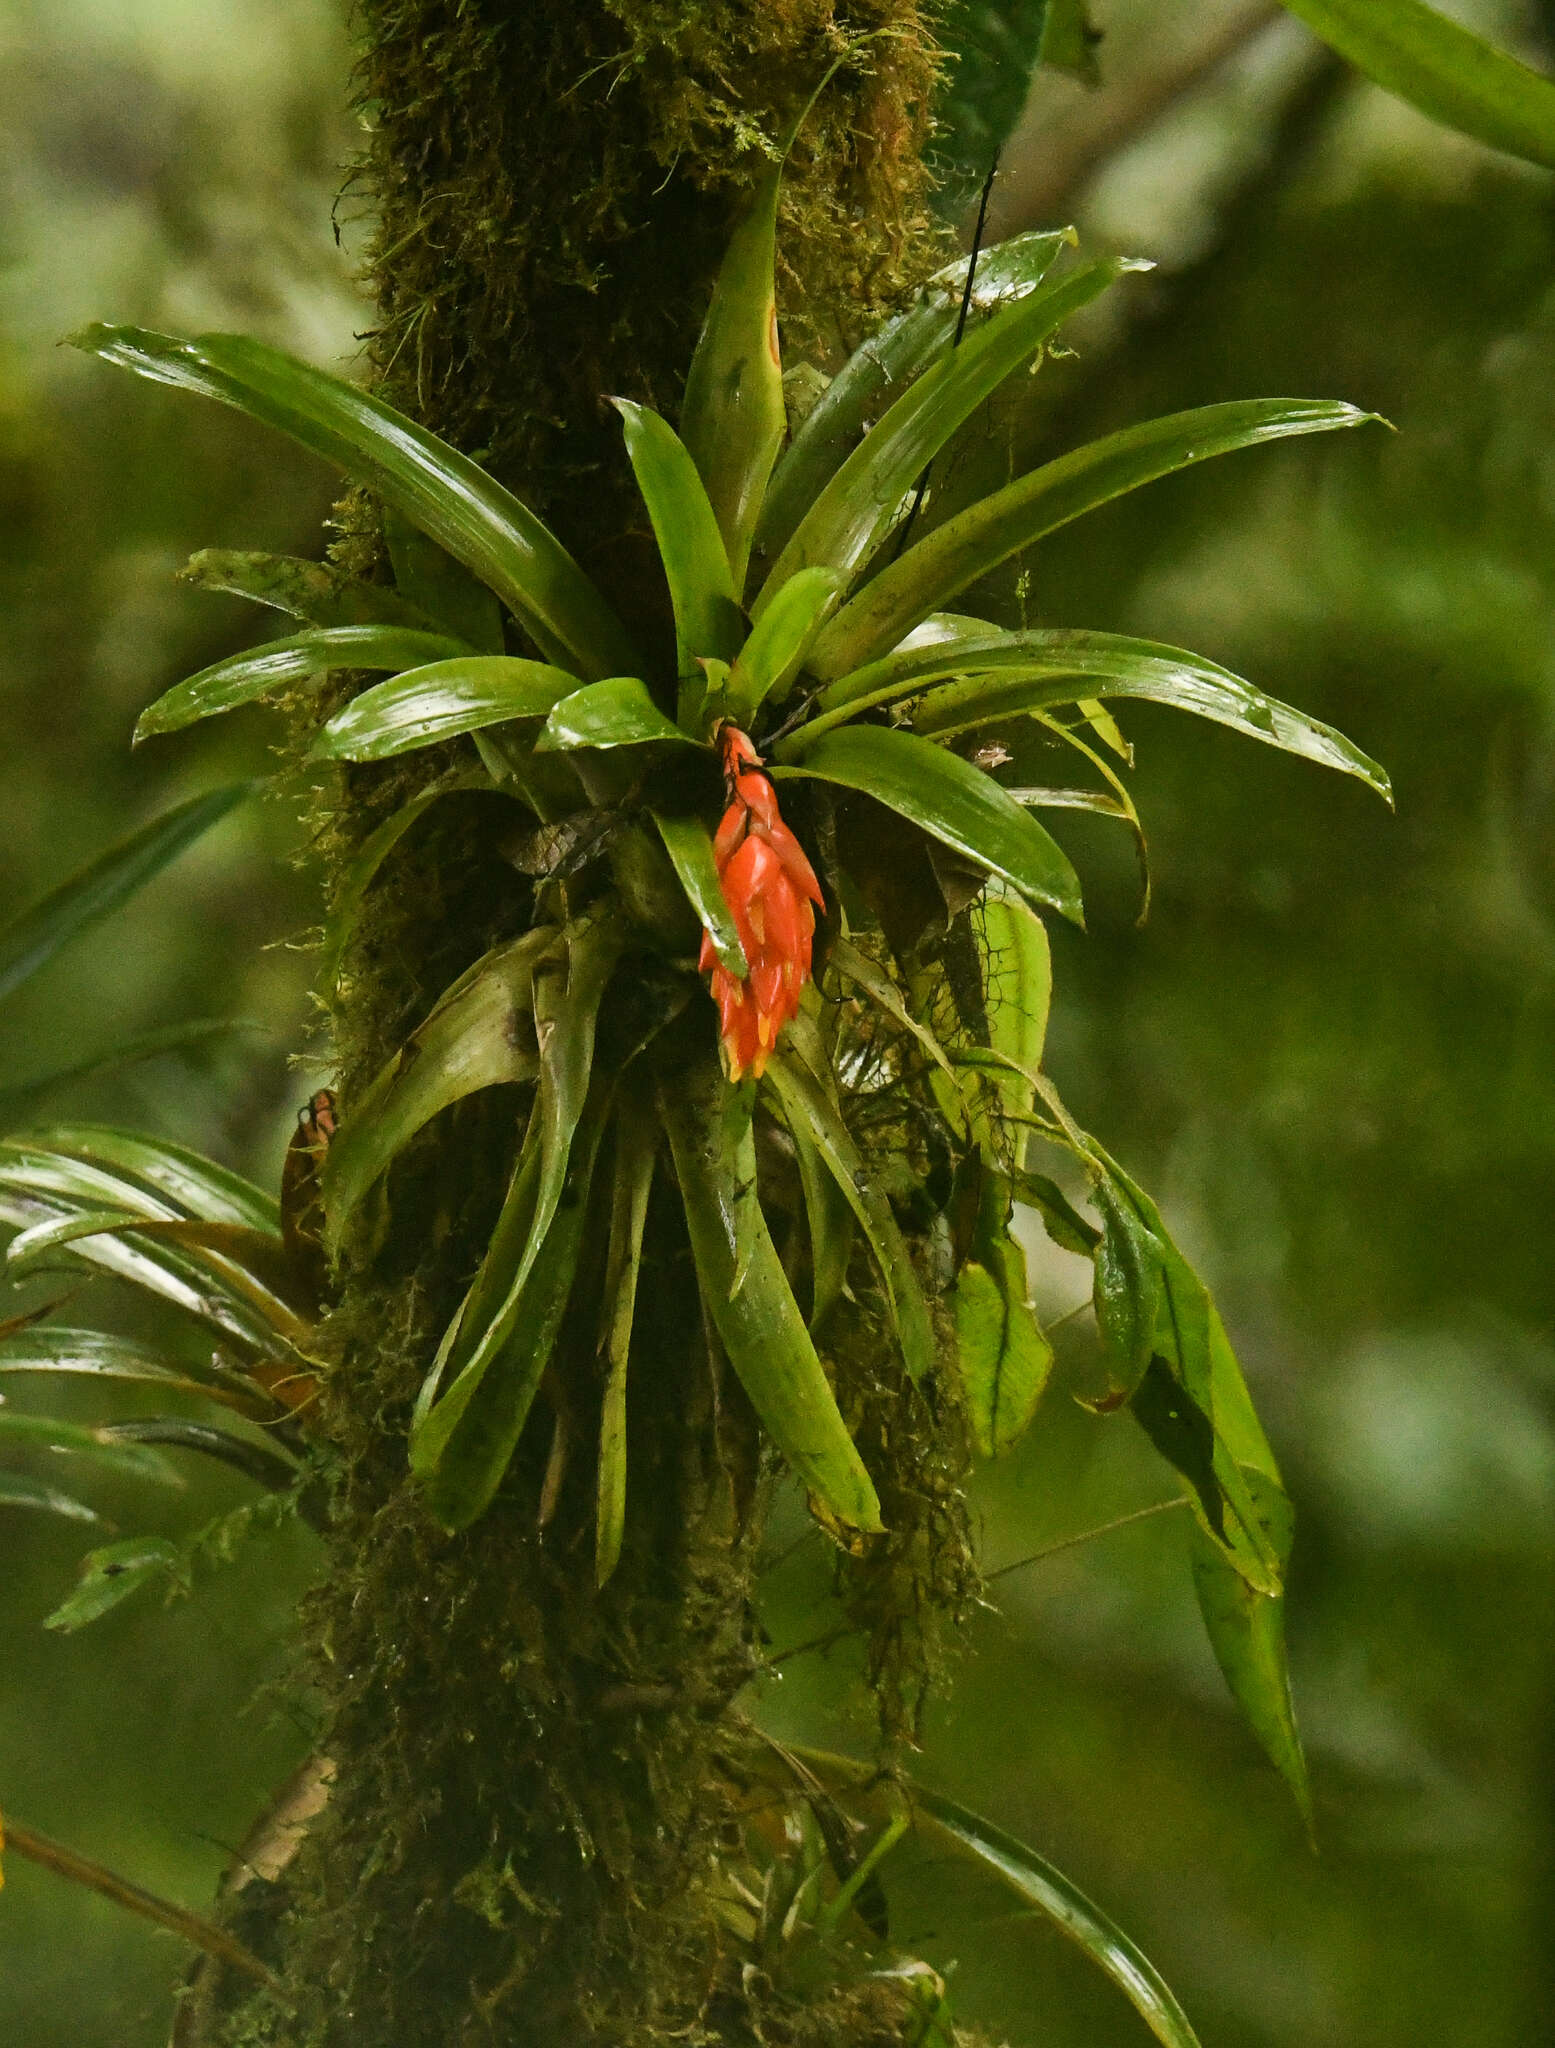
595,1099,656,1587
908,1783,1204,2048
1091,1178,1165,1393
657,1041,882,1533
930,4,1059,201
97,1417,301,1492
772,724,1082,922
975,883,1051,1137
765,1049,936,1381
0,1019,261,1134
0,1472,100,1524
319,772,487,991
808,400,1381,679
0,1325,249,1404
680,170,787,591
70,326,639,678
180,547,437,632
0,1412,180,1484
134,626,468,741
1278,0,1555,169
24,1124,280,1233
322,930,550,1248
758,230,1075,562
650,811,747,978
724,567,840,723
42,1537,187,1632
756,259,1130,612
311,656,581,762
785,1099,855,1335
953,1232,1052,1457
537,676,695,754
614,400,744,675
0,785,251,1007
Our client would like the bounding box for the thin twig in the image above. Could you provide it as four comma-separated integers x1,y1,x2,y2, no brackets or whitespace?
2,1815,289,2001
986,1496,1189,1582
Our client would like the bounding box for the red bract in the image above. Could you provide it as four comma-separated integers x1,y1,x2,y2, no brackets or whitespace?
698,725,823,1081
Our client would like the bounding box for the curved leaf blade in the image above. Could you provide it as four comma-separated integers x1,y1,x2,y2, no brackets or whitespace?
0,785,251,1007
614,400,743,673
537,676,695,754
312,657,581,762
180,546,438,632
650,811,747,978
22,1124,280,1232
43,1537,186,1632
772,724,1082,923
809,401,1382,680
69,326,638,679
595,1100,656,1587
724,566,840,722
1279,0,1555,168
0,1472,100,1524
135,626,467,740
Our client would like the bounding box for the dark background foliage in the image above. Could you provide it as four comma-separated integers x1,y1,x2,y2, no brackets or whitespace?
2,2,1552,2042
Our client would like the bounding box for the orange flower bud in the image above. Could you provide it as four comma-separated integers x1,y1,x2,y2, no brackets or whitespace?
701,725,823,1082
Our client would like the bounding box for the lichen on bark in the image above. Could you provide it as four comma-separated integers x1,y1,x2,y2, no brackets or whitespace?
205,6,983,2043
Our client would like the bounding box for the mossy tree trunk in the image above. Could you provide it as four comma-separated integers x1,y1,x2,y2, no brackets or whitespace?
215,6,952,2044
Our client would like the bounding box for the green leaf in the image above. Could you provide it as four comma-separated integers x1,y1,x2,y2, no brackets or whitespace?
312,656,582,762
1278,0,1555,169
785,1099,855,1334
0,1018,261,1133
657,1041,882,1533
614,400,744,674
70,326,638,678
1190,1457,1312,1828
134,626,467,741
24,1123,279,1232
808,400,1382,679
0,1325,238,1401
0,1412,180,1484
908,1783,1204,2048
319,773,487,991
724,566,840,723
322,930,550,1248
764,1049,936,1381
1091,1178,1165,1392
180,547,437,632
953,1233,1053,1458
976,884,1052,1136
537,676,695,753
382,507,506,653
756,259,1129,613
1040,0,1102,83
930,5,1059,200
43,1537,187,1632
681,171,787,591
97,1416,300,1492
649,811,747,978
0,1472,100,1524
757,230,1076,564
828,937,967,1109
772,724,1082,923
595,1100,656,1587
0,785,250,1007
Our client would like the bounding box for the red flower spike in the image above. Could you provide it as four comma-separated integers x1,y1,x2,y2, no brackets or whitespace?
701,725,824,1082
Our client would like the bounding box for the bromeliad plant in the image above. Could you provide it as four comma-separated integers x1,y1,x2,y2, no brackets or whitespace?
12,166,1389,2033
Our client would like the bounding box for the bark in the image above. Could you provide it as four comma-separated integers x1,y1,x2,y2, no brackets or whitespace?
206,6,953,2044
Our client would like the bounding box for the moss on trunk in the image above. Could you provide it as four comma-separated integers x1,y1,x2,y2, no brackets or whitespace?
208,5,963,2044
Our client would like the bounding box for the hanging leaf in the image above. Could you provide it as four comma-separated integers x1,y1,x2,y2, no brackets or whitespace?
758,229,1075,561
537,676,696,753
764,1050,936,1381
595,1100,656,1587
134,626,468,741
757,259,1129,611
0,1413,180,1484
657,1043,882,1534
975,883,1052,1137
784,1099,855,1335
0,785,251,1007
322,929,551,1247
0,1472,101,1524
649,811,748,978
70,326,639,678
953,1224,1052,1458
312,656,581,762
680,170,787,591
42,1537,187,1633
772,725,1082,922
808,400,1381,679
98,1417,301,1492
1278,0,1555,169
1090,1178,1165,1394
614,400,744,673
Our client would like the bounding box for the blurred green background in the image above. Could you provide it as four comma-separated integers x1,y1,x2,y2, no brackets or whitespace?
3,3,1553,2043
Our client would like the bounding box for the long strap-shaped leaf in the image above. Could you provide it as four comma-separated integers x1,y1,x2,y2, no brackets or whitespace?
680,170,787,591
312,656,583,762
757,229,1076,565
615,401,743,675
772,724,1082,923
136,627,468,740
180,547,439,632
755,259,1130,616
807,400,1380,680
656,1043,882,1533
5,1125,279,1233
71,326,638,679
595,1098,657,1587
1279,0,1555,169
0,785,251,1007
